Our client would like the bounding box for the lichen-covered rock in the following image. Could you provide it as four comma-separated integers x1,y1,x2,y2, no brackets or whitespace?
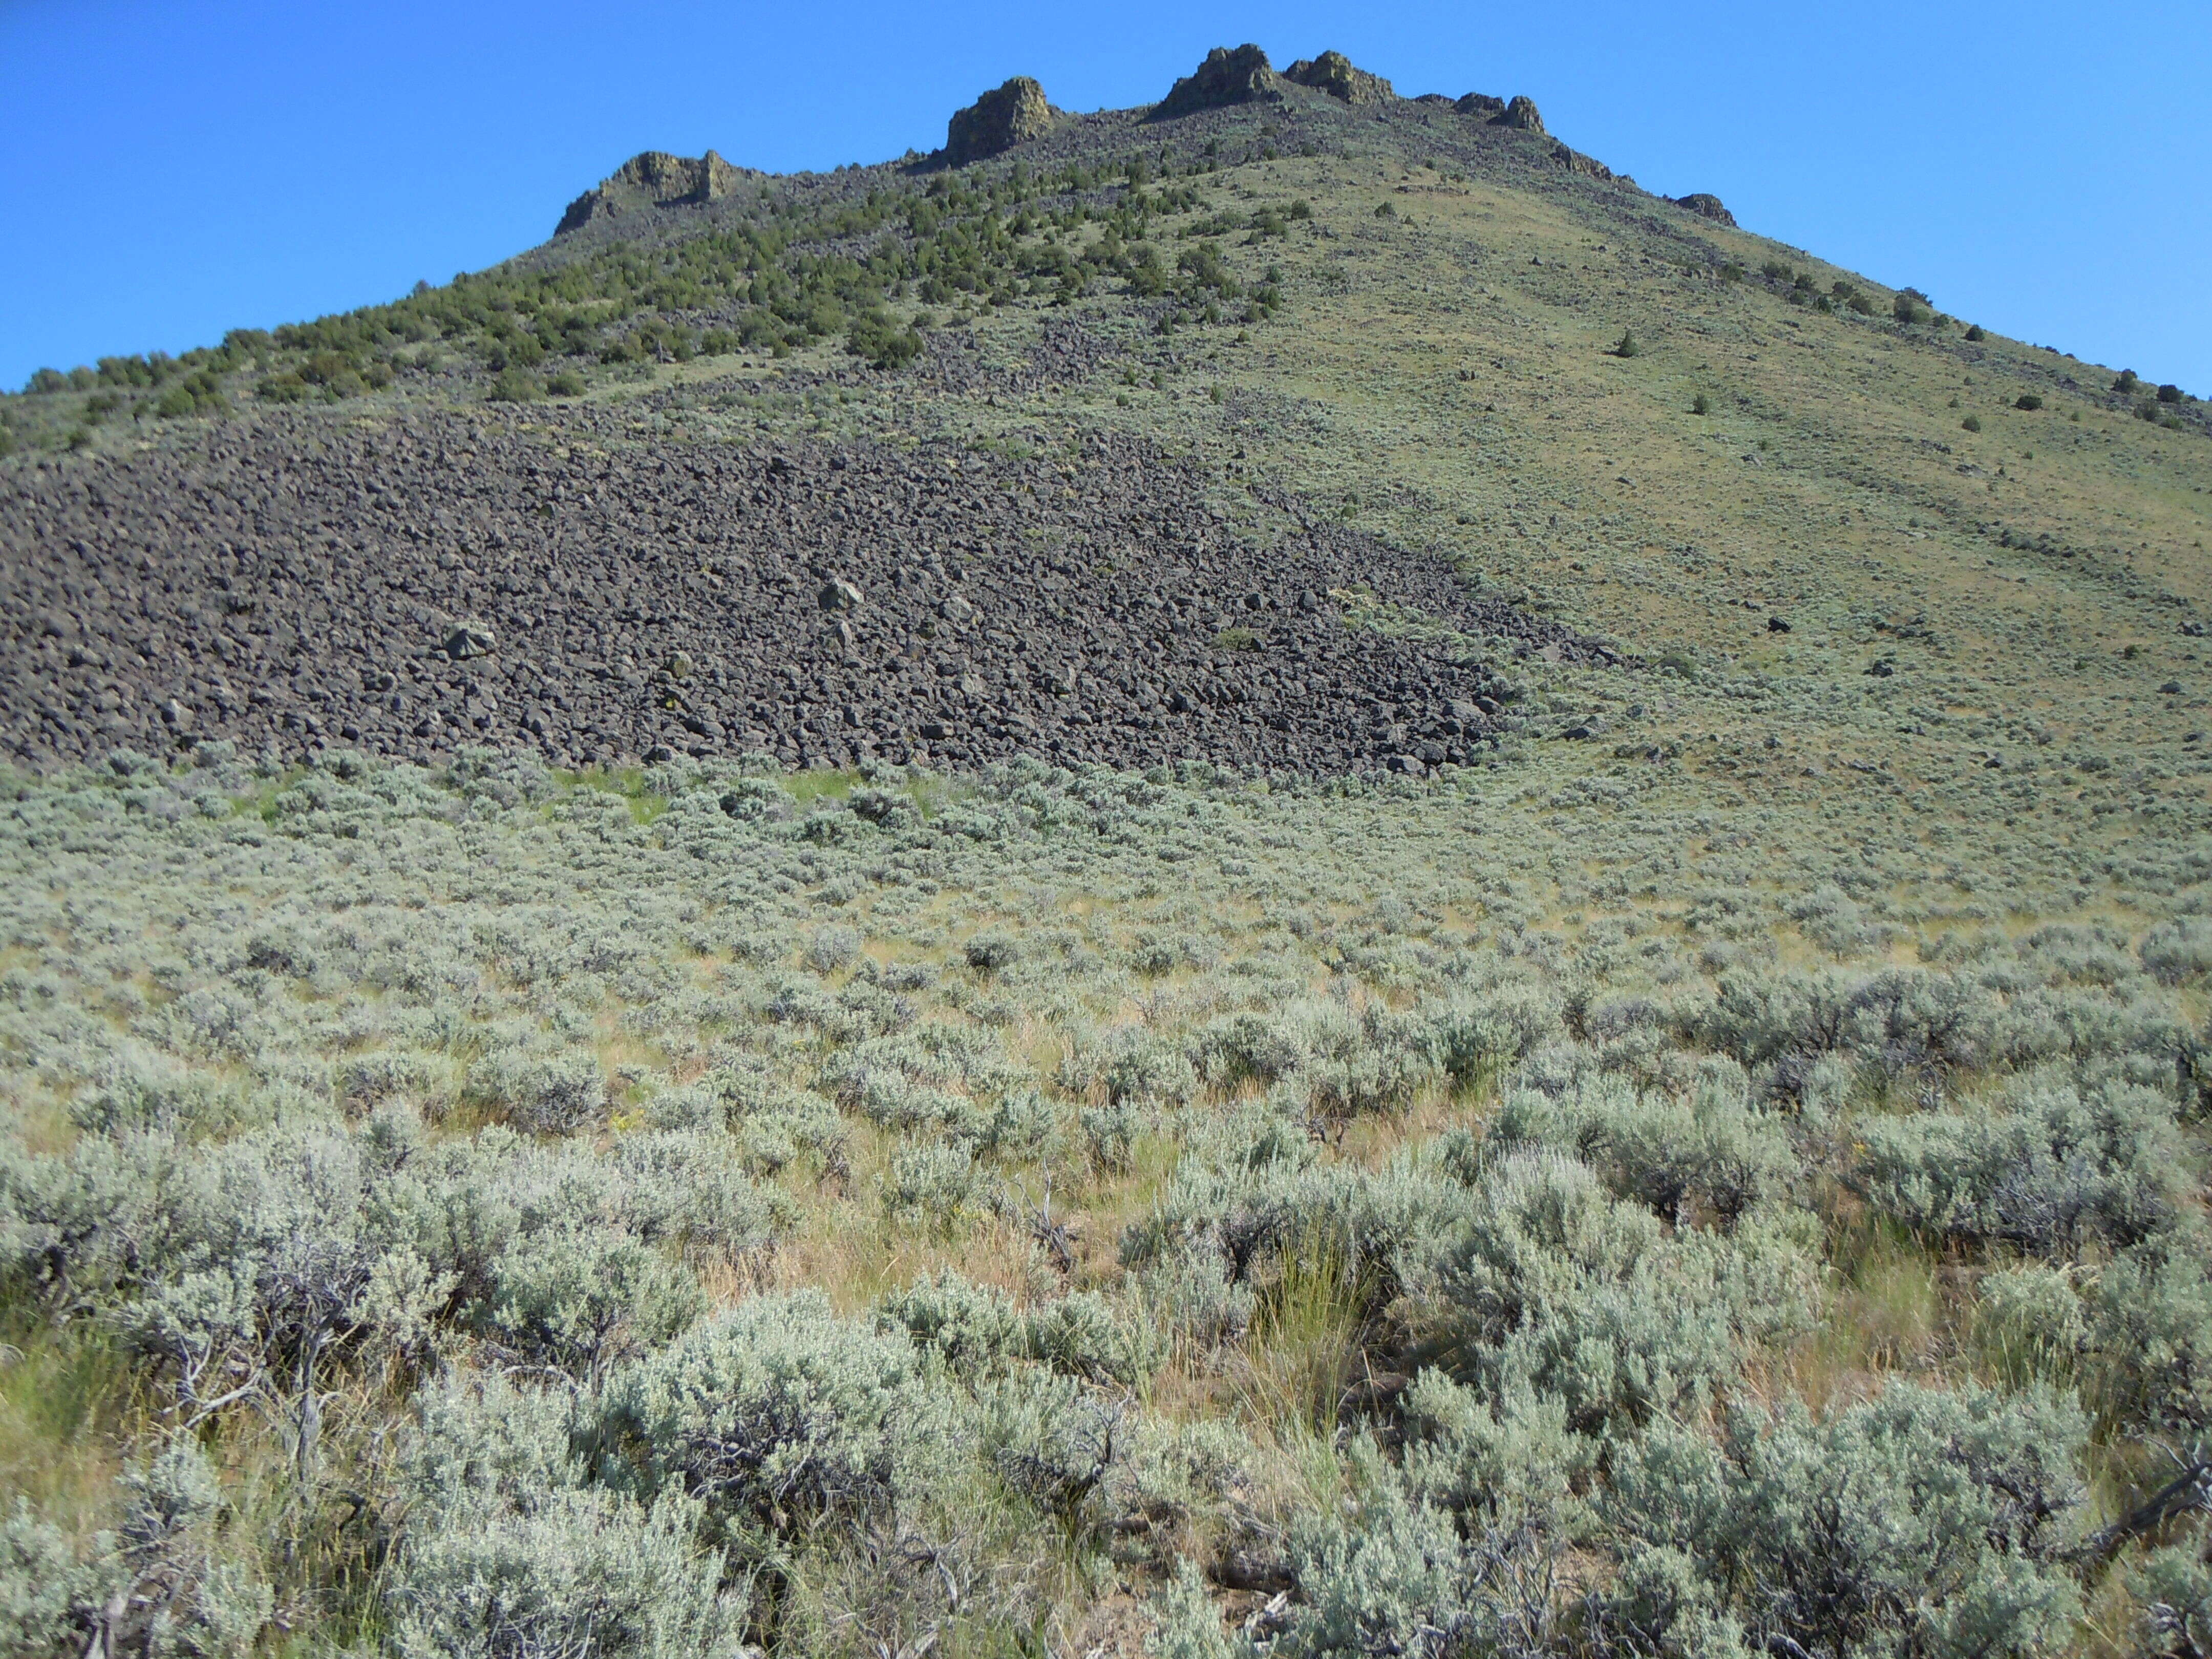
944,76,1057,166
1152,44,1279,119
1670,192,1738,227
1283,51,1394,104
1492,95,1545,132
555,151,746,237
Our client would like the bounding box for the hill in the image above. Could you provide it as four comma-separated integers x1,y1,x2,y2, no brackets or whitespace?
5,43,2212,1659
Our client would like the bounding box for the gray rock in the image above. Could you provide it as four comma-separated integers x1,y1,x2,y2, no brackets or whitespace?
1670,193,1737,227
1492,95,1544,132
443,620,496,659
1282,51,1394,104
944,77,1059,166
819,579,864,612
1153,44,1279,119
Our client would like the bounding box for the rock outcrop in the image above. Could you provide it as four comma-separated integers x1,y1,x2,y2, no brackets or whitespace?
1454,92,1506,117
1492,95,1545,132
555,150,745,236
1670,192,1738,227
944,76,1058,166
1151,45,1280,119
1283,50,1394,104
1551,142,1614,181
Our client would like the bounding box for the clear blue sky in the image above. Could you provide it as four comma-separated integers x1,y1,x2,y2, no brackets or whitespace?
3,0,2206,394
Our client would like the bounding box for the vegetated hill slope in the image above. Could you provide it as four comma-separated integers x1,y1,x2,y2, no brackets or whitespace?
8,42,2212,1659
6,47,2206,788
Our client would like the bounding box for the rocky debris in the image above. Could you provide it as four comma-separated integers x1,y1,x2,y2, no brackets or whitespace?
943,76,1058,166
443,620,497,659
1670,193,1737,227
1454,93,1506,118
0,410,1611,776
1283,51,1394,104
555,150,747,237
1492,96,1545,132
1151,45,1280,120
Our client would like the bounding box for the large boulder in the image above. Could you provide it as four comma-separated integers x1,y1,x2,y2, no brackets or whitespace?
1670,192,1738,227
555,150,747,236
1283,51,1394,104
1151,45,1280,119
1491,95,1545,132
944,76,1058,166
1454,92,1506,117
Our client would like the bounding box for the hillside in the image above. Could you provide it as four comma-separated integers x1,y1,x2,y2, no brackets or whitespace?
5,44,2212,1659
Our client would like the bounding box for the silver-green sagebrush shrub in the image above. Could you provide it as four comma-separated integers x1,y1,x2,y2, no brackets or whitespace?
390,1375,746,1659
468,1047,608,1135
123,1439,271,1659
2090,1222,2212,1436
1397,1374,1598,1537
1848,1073,2185,1253
1302,1003,1439,1119
2129,1545,2212,1659
389,1487,747,1659
594,1291,947,1544
1602,1382,2087,1659
1410,1153,1817,1437
981,1370,1126,1539
877,1271,1025,1374
1149,1557,1235,1659
485,1225,705,1379
1273,1469,1571,1659
612,1130,779,1258
1482,1072,1791,1226
882,1140,982,1232
2141,916,2212,986
879,1272,1162,1385
1,1499,115,1659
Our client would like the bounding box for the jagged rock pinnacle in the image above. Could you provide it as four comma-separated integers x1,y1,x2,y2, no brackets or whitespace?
1283,51,1395,104
1152,44,1280,118
944,76,1058,166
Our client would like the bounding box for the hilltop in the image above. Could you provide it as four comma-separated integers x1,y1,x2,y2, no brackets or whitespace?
5,41,2212,1659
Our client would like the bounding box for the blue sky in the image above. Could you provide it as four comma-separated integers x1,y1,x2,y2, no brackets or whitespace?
3,0,2207,394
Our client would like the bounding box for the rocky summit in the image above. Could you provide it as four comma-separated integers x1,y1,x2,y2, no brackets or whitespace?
1492,93,1545,131
5,32,2212,1659
942,75,1058,166
554,147,749,236
1149,41,1281,118
1282,49,1395,104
